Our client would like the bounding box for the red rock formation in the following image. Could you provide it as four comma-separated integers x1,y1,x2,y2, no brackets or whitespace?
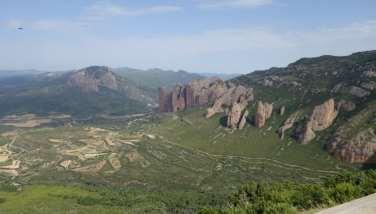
158,78,228,113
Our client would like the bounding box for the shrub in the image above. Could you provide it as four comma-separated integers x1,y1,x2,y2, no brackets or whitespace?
76,196,102,206
210,170,376,213
0,183,17,192
0,198,6,204
330,183,361,203
292,185,331,209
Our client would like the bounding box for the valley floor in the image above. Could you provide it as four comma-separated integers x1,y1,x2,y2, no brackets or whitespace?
0,110,360,213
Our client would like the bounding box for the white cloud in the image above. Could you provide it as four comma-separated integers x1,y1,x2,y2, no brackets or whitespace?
0,2,181,31
81,2,181,21
196,0,273,9
1,20,376,73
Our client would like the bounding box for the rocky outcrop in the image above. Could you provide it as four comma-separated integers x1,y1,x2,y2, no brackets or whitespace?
159,88,171,112
254,101,273,128
328,128,376,164
278,111,302,140
159,77,227,113
227,102,248,130
67,66,118,92
300,99,338,144
206,85,253,118
238,110,249,130
171,86,186,112
327,102,376,164
300,126,316,144
189,77,228,106
159,77,254,118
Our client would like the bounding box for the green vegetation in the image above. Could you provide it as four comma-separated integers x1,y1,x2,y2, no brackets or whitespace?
0,171,374,213
148,108,346,172
200,170,376,213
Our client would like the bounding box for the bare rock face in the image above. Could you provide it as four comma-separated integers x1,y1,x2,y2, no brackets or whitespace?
254,101,273,128
189,77,228,106
67,66,118,92
159,77,227,113
278,111,302,140
309,99,338,131
300,99,338,144
227,102,248,130
171,86,186,112
159,88,170,112
206,85,253,118
238,110,249,130
328,128,376,164
300,126,316,144
349,86,370,98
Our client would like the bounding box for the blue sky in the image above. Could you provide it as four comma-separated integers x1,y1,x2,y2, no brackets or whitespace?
1,0,376,73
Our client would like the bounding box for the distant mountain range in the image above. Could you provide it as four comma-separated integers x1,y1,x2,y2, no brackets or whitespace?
0,67,239,89
0,66,239,117
0,66,156,117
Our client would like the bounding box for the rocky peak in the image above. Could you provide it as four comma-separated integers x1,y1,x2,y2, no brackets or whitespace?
67,66,118,92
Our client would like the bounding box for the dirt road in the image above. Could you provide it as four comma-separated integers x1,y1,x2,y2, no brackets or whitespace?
317,193,376,214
